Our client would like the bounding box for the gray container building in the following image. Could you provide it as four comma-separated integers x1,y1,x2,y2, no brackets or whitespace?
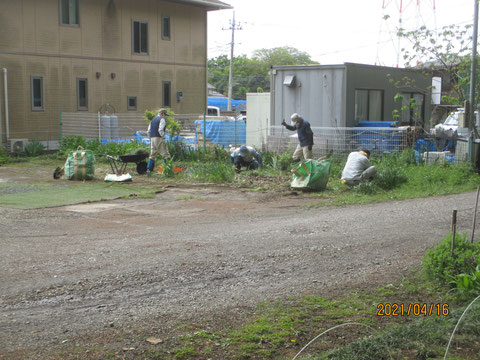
270,63,432,128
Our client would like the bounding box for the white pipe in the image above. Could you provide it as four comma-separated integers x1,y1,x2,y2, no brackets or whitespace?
0,70,2,144
3,68,9,142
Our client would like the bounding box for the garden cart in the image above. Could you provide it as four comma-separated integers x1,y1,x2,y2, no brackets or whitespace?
98,153,148,175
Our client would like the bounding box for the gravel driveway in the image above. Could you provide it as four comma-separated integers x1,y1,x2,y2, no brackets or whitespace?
0,186,477,359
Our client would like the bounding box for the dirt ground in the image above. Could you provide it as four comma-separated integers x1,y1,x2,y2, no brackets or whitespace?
0,165,478,359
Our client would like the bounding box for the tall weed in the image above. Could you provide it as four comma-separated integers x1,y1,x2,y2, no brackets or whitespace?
24,140,46,157
188,162,235,183
423,233,480,284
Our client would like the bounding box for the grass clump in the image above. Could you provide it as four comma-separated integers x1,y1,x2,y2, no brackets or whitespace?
188,162,235,183
24,140,46,157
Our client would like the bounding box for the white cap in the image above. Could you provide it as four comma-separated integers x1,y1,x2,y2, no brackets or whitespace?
291,113,301,121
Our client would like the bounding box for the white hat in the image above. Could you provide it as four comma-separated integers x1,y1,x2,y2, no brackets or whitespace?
291,113,301,121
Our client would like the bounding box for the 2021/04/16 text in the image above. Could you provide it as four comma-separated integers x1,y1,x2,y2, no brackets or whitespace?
377,303,449,317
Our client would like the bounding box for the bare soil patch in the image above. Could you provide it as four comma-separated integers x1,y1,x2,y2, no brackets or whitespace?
0,164,476,359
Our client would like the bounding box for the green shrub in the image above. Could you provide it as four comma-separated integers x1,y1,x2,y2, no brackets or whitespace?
23,140,46,157
373,166,408,190
454,263,480,299
0,145,10,164
58,136,87,156
144,108,182,138
277,152,293,171
423,233,480,284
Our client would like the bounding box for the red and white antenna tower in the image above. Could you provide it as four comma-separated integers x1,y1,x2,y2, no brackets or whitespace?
377,0,437,67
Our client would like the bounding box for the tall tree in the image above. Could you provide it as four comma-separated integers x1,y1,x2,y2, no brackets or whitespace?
398,23,479,105
208,47,319,99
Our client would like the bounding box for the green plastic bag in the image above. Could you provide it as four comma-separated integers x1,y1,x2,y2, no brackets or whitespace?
64,146,96,180
290,159,331,191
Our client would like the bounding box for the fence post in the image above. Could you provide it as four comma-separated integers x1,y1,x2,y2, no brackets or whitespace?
203,112,206,152
451,210,457,257
234,115,237,147
472,186,480,242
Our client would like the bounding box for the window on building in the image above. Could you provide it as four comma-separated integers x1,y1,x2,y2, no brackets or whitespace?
132,20,148,54
31,76,44,111
60,0,79,25
400,92,424,126
163,81,171,107
127,96,137,110
162,16,171,40
354,89,383,122
77,78,88,110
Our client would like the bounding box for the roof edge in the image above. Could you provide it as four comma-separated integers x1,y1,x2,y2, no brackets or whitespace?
173,0,233,11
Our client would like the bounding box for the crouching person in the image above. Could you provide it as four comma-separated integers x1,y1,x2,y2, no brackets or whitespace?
230,145,263,172
341,149,376,186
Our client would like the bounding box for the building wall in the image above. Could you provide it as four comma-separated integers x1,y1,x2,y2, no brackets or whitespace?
0,0,208,141
246,92,270,149
271,63,432,129
344,63,432,127
271,65,347,128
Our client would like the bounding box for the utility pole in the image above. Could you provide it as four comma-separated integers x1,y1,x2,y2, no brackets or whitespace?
224,11,242,111
470,0,479,136
469,0,479,162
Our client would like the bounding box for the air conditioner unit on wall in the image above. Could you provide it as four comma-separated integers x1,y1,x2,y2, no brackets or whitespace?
8,139,29,153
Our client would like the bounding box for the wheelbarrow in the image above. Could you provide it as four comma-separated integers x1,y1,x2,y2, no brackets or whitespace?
97,153,149,175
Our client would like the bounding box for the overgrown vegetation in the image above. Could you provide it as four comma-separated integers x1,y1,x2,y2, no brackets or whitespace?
5,138,480,207
423,233,480,300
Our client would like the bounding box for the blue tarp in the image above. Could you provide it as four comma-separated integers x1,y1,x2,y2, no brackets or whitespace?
131,132,196,146
208,97,246,112
414,139,455,164
354,121,401,152
414,138,456,153
194,120,246,148
357,121,398,128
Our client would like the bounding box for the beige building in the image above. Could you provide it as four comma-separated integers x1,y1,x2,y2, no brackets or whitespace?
0,0,231,146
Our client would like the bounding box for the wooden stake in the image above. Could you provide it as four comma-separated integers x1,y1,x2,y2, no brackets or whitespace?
451,210,457,257
471,186,480,243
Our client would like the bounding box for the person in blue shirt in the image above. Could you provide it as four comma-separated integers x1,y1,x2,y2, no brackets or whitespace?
281,113,314,162
147,108,170,172
230,145,263,172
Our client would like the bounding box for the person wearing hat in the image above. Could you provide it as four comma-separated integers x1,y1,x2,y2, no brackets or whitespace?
281,113,314,162
230,145,263,172
147,108,171,172
341,149,377,186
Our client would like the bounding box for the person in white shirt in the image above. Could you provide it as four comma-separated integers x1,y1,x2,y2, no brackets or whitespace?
341,149,376,186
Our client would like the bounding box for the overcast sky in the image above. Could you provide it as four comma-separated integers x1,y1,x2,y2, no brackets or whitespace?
207,0,477,67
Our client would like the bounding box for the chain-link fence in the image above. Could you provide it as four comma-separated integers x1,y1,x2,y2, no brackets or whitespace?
60,112,247,148
58,112,469,163
266,126,414,156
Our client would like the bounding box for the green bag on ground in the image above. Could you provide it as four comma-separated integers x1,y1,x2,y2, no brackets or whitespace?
290,159,331,191
64,146,96,180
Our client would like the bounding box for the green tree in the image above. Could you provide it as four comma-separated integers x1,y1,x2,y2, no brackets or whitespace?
208,46,319,100
398,23,479,106
252,46,319,68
